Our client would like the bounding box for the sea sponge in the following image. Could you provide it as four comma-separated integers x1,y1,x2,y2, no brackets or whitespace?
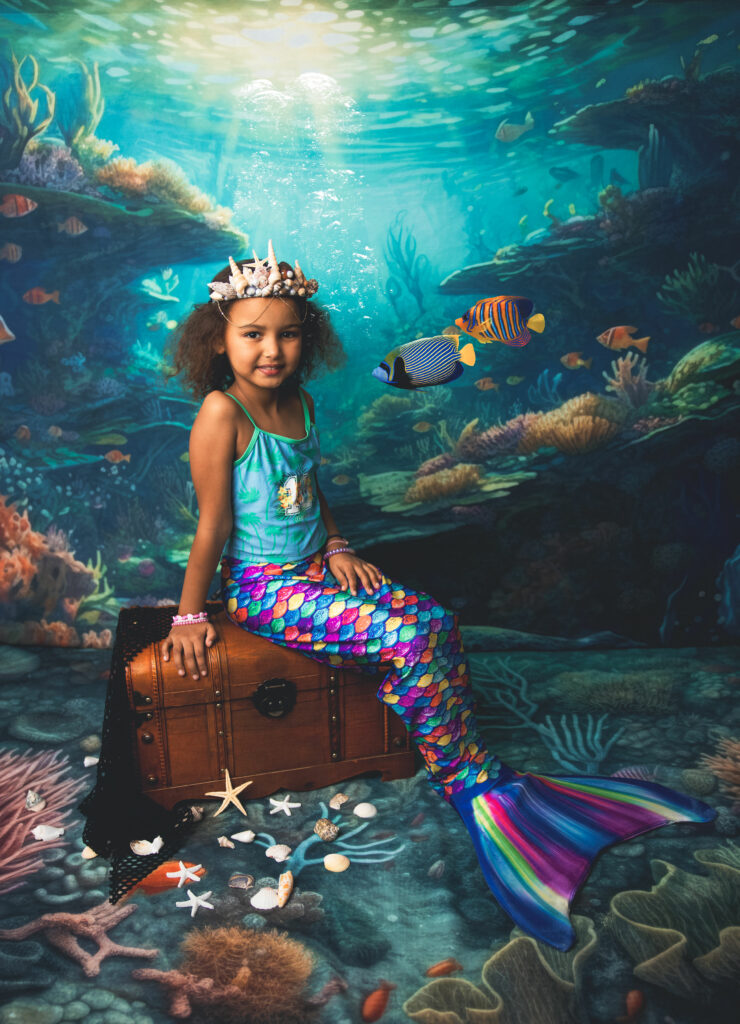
93,154,228,218
179,925,315,1023
403,463,481,503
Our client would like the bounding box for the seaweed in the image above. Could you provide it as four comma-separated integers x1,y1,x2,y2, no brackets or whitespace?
657,252,740,326
0,52,55,171
384,210,429,315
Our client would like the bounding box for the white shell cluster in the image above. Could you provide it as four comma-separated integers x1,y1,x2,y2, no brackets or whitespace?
207,240,319,302
130,835,164,856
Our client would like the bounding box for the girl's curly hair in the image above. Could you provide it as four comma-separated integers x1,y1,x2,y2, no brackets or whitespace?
165,257,346,400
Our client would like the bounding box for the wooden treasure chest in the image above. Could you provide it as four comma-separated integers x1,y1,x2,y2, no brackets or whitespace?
125,606,417,811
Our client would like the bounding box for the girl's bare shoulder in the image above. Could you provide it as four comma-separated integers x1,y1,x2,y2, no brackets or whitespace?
299,386,315,424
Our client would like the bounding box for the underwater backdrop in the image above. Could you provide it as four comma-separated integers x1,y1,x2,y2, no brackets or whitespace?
0,0,739,649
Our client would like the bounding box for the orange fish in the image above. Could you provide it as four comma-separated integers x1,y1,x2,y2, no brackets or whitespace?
361,980,396,1022
616,988,644,1022
23,287,60,305
105,449,131,463
331,474,351,485
0,242,21,262
474,377,499,391
730,315,740,329
14,425,31,440
425,957,464,977
560,351,593,369
124,861,207,898
0,314,16,343
57,216,88,236
412,421,433,432
596,325,649,352
1,193,38,217
697,322,719,334
409,812,425,827
47,425,63,439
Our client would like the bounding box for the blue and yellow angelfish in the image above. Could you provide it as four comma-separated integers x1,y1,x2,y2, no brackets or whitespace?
452,296,545,348
372,331,476,390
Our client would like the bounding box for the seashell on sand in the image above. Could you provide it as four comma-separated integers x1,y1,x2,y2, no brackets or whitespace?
427,859,446,880
277,870,293,907
231,829,256,843
79,734,101,752
265,843,291,862
329,792,348,810
324,853,350,872
83,756,99,768
25,789,46,812
218,836,235,849
130,835,163,856
314,818,339,841
81,846,99,860
250,886,279,910
353,802,377,819
190,805,205,822
30,824,64,842
228,873,254,890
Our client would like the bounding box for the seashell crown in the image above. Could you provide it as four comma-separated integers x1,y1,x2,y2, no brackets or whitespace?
207,239,319,302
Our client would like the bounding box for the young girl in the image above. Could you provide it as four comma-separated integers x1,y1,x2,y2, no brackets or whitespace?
161,242,714,951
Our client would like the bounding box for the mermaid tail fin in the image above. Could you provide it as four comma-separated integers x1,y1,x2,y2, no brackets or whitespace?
448,764,716,951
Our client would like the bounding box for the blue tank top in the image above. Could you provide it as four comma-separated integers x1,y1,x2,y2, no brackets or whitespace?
221,388,328,564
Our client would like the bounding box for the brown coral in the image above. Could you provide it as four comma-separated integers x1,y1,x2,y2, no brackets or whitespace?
404,463,481,503
93,155,227,218
700,736,740,800
172,925,316,1023
517,411,621,455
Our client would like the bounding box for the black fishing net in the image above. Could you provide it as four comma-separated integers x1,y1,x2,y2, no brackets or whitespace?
77,604,218,903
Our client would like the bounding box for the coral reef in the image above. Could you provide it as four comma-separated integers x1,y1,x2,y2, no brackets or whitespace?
0,747,87,895
0,900,158,977
657,252,740,326
700,736,740,800
133,926,317,1022
357,393,414,435
609,844,740,999
456,413,541,463
415,451,459,478
0,53,55,171
527,368,565,410
403,915,596,1024
662,335,740,395
93,154,232,222
0,495,113,647
404,463,481,503
516,394,624,455
602,353,655,409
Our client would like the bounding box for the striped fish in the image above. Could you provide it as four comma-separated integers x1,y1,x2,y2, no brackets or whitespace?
372,333,476,390
453,295,545,348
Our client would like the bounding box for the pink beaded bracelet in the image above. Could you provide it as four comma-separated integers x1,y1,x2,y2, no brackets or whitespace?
323,546,355,561
172,612,209,626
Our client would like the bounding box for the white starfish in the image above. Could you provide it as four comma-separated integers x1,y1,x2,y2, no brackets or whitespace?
175,888,214,918
165,861,203,888
269,793,302,817
204,769,253,817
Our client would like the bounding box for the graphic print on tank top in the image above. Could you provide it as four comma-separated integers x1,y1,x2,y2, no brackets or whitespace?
276,467,315,518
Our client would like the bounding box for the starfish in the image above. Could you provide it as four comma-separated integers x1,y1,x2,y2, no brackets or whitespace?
269,793,302,817
175,889,214,918
165,861,203,888
204,770,253,817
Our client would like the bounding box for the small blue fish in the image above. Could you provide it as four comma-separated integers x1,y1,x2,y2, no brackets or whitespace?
372,333,476,390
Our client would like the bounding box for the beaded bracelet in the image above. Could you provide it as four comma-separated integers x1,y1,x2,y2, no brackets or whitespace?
172,612,209,626
323,545,355,562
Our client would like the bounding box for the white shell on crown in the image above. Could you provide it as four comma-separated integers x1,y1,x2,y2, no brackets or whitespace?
353,802,378,819
250,886,280,909
265,843,292,862
25,789,46,812
30,824,65,842
231,829,256,843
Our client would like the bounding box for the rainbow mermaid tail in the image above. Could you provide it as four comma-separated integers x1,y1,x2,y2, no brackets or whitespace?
447,763,716,950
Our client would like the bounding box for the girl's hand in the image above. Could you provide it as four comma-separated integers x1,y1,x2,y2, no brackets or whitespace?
160,622,218,680
327,552,382,597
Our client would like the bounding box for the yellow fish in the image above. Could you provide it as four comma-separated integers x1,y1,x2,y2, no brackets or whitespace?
91,433,128,445
595,78,606,88
412,421,433,432
331,474,351,486
568,203,576,216
506,375,525,385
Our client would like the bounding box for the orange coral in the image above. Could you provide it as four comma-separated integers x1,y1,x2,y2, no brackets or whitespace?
93,155,225,217
0,496,47,601
404,463,481,503
700,736,740,800
178,925,315,1023
516,394,623,455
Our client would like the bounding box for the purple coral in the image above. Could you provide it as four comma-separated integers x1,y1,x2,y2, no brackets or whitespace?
456,413,536,462
415,452,459,477
602,352,655,408
4,143,89,193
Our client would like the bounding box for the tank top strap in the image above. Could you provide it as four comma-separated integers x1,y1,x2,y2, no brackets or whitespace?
224,391,259,430
298,386,312,430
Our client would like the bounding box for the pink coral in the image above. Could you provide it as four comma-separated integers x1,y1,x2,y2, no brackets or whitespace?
0,748,87,895
415,452,459,478
602,352,656,408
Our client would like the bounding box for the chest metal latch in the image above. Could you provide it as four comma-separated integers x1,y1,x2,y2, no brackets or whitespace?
252,678,297,718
